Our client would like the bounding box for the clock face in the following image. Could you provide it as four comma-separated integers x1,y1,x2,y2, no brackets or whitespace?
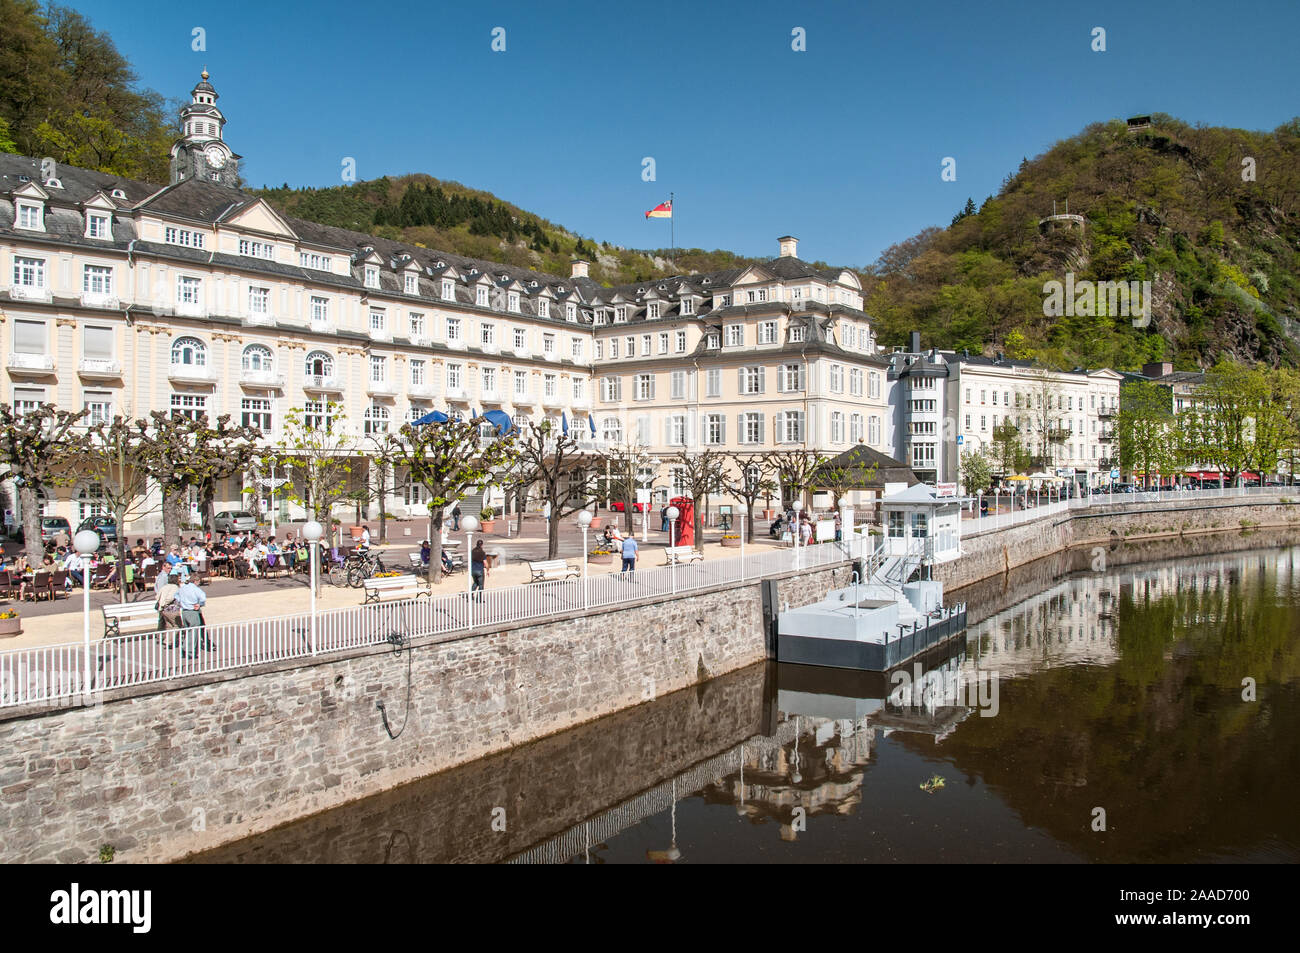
204,146,226,169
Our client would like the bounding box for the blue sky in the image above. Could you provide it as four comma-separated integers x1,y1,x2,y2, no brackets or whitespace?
68,0,1300,268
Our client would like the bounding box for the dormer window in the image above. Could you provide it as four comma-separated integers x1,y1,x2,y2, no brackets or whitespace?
614,306,627,323
706,333,720,349
239,239,275,260
789,324,806,343
85,213,110,239
404,273,418,295
364,265,380,288
441,279,454,300
111,188,126,199
508,291,520,313
15,201,43,231
476,286,489,307
537,298,549,319
566,303,577,322
648,302,661,319
680,298,695,316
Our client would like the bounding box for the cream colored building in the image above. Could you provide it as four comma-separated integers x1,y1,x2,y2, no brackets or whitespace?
0,72,896,532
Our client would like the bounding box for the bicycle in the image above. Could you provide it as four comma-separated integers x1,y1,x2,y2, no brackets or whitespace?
345,549,385,588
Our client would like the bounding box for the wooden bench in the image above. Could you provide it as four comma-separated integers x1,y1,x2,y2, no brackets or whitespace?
102,602,161,638
526,559,579,583
362,576,429,604
663,545,703,566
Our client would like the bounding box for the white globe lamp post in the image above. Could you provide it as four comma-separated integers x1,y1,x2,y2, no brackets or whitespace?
577,510,593,607
74,529,100,700
302,520,323,655
666,505,680,594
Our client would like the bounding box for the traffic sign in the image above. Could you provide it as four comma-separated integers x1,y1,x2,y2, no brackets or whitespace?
1110,468,1119,480
956,435,964,445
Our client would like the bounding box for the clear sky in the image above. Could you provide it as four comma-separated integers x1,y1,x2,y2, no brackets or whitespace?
66,0,1300,268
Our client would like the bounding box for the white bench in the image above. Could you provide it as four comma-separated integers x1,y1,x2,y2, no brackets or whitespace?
363,576,429,604
663,546,703,566
527,559,579,583
102,602,161,638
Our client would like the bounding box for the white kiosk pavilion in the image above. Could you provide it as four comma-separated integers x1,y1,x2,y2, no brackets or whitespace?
880,483,963,565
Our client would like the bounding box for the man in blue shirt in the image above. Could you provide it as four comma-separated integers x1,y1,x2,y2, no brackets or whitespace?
620,535,639,574
175,578,211,658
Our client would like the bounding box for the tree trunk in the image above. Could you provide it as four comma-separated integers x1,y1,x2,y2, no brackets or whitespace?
377,463,388,543
200,481,216,538
547,496,561,559
161,487,182,545
745,502,756,542
426,510,445,585
114,506,130,604
515,486,524,535
622,482,634,533
18,482,43,564
693,512,704,552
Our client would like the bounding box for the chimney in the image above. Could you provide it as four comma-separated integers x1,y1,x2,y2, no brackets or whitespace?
570,259,589,279
1141,361,1173,379
909,330,921,353
778,235,799,258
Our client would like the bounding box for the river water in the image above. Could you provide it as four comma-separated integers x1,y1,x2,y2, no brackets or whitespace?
192,539,1300,864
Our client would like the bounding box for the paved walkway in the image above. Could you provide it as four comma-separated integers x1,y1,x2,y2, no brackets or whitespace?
0,514,788,651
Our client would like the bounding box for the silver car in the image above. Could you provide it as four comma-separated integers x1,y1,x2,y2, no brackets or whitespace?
214,510,258,533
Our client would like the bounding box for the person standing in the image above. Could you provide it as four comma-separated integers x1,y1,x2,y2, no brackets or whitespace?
452,505,462,531
620,534,639,575
155,571,183,639
470,540,487,598
175,576,210,658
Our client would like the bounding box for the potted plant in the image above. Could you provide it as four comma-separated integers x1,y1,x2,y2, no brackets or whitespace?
0,609,21,638
479,507,496,534
588,511,603,530
721,533,741,548
588,548,614,565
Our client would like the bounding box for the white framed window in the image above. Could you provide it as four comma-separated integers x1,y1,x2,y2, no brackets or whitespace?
657,332,669,354
303,400,335,431
303,296,327,327
725,324,744,347
667,414,687,446
641,334,651,356
82,264,113,296
77,483,108,521
706,333,720,349
635,373,655,401
703,414,725,446
829,364,844,393
364,265,380,288
241,397,273,433
82,325,113,363
513,327,527,351
83,389,114,427
476,285,489,307
543,333,555,356
169,392,208,421
776,410,805,443
508,291,520,313
446,316,462,342
609,339,619,359
670,370,687,401
305,350,334,379
514,370,529,397
249,286,271,316
481,322,497,349
594,340,603,360
176,275,202,307
571,337,584,361
779,363,805,392
624,336,635,357
566,303,577,322
404,272,418,295
648,302,661,319
12,386,46,416
164,226,204,248
410,359,426,387
13,256,46,288
830,411,844,443
869,372,880,399
441,279,455,300
446,362,463,391
849,367,863,396
680,297,695,315
369,309,387,334
241,344,273,372
170,336,207,367
789,324,805,343
758,321,777,344
538,298,549,319
409,312,425,339
844,325,856,349
369,355,388,383
239,239,275,260
300,251,331,271
739,366,764,395
601,416,623,443
16,202,43,231
676,331,687,353
614,306,627,323
482,366,497,394
740,411,764,444
86,212,110,239
851,413,864,443
600,376,622,402
364,403,390,434
706,368,721,398
543,373,557,398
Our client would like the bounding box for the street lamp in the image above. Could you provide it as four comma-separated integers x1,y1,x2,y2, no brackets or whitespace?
74,529,100,700
666,505,680,595
303,520,323,656
792,499,804,563
577,510,593,605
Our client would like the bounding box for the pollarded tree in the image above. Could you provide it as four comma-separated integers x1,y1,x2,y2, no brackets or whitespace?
601,434,654,534
762,447,828,510
670,448,728,551
721,453,776,541
78,417,152,602
0,403,91,562
276,402,355,539
516,419,601,559
390,415,520,583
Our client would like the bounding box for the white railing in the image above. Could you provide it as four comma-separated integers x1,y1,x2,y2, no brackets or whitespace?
0,535,871,712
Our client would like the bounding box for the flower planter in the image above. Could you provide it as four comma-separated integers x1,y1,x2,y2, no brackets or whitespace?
479,520,496,534
762,509,777,520
0,617,22,638
588,516,604,530
721,537,740,548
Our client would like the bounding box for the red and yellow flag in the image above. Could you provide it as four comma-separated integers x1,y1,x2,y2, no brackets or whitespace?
645,200,672,219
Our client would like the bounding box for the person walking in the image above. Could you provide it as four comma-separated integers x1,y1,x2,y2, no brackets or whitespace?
470,540,487,598
155,571,183,640
452,504,462,531
620,534,639,575
176,576,211,658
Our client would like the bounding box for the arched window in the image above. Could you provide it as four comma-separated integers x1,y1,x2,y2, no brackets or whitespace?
171,336,207,367
305,350,334,378
242,344,273,372
364,403,390,435
601,416,622,443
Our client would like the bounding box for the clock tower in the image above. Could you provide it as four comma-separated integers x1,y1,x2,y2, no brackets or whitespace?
169,70,241,187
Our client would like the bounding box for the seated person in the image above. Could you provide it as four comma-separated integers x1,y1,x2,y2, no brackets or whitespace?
419,540,431,566
441,548,455,573
769,515,784,538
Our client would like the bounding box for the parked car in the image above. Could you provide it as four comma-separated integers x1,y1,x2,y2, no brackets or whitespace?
214,510,258,533
608,501,647,513
76,515,118,542
40,516,72,544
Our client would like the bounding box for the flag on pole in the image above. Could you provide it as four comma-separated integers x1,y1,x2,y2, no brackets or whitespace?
645,200,672,219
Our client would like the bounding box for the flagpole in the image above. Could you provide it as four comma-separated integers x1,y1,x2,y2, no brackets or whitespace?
670,191,674,262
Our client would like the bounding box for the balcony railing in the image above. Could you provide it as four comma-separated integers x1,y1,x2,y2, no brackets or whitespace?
167,362,216,384
408,382,436,399
242,313,275,328
8,284,51,302
540,392,563,408
77,359,122,379
303,374,343,393
79,292,119,309
445,388,471,402
239,368,286,388
6,353,55,373
366,379,398,397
